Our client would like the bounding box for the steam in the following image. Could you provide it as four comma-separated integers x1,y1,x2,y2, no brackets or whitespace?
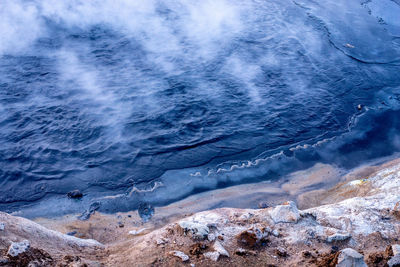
0,0,43,55
0,0,245,58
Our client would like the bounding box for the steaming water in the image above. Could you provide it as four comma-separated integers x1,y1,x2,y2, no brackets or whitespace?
1,0,400,217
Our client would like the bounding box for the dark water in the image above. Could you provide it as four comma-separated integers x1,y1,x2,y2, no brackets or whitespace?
0,0,400,217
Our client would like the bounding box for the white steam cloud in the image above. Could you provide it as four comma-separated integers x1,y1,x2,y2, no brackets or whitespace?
0,0,245,58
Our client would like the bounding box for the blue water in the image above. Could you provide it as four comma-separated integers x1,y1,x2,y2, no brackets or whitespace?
0,0,400,217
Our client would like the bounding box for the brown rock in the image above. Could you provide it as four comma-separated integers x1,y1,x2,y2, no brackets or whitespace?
392,202,400,220
365,246,393,267
235,248,257,256
315,251,339,267
189,243,208,257
7,247,53,267
236,231,258,248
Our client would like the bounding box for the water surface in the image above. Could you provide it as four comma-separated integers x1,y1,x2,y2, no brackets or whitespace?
0,0,400,217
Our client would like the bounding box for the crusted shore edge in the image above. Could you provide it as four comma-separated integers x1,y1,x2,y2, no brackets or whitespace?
2,159,400,266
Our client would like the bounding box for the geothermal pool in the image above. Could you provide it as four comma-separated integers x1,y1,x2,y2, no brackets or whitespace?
0,0,400,217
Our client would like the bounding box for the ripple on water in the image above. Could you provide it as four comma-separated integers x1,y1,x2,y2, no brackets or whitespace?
0,0,399,216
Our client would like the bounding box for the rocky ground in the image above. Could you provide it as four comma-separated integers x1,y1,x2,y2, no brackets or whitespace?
2,158,400,266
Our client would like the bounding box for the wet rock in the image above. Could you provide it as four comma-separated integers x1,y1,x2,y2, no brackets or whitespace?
269,201,300,223
0,222,4,231
178,221,209,240
337,248,367,267
78,201,101,220
169,251,189,262
388,254,400,267
213,241,229,257
392,244,400,256
204,251,220,262
7,240,30,257
138,203,154,222
66,231,77,236
67,190,83,199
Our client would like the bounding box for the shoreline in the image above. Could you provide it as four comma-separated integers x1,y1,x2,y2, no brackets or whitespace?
2,156,400,265
34,155,399,236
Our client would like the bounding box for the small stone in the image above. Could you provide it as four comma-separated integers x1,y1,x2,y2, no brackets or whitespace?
0,222,4,231
67,190,83,199
337,248,367,267
118,222,124,228
204,251,220,262
156,238,167,245
269,201,300,223
208,233,216,242
169,251,189,262
236,227,268,248
331,246,339,253
392,244,400,256
213,241,229,257
235,248,257,256
272,229,280,237
7,240,30,257
275,247,287,257
326,232,351,242
235,248,246,255
128,228,147,236
258,201,270,209
178,221,209,240
237,230,258,248
66,231,77,236
388,254,400,267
